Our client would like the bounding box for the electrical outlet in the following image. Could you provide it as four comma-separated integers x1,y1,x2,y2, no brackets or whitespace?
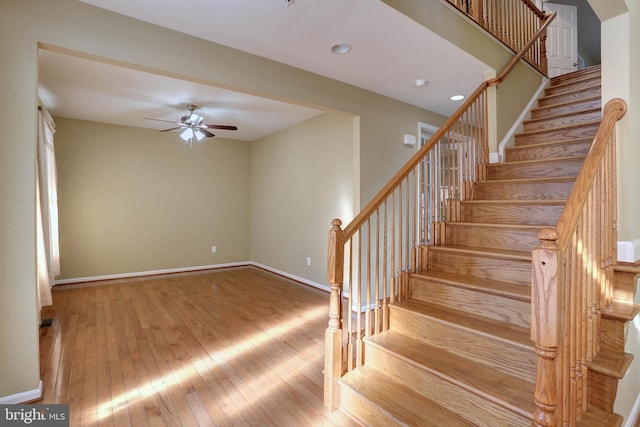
211,246,217,253
306,256,311,266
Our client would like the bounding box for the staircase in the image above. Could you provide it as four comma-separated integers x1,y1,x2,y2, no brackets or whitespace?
336,66,637,426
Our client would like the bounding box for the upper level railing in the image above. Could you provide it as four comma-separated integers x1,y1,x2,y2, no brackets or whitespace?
446,0,549,74
323,11,556,411
530,98,627,427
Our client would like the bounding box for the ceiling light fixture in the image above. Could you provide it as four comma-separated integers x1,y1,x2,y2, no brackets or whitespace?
414,79,427,87
450,95,465,101
179,127,205,148
331,43,352,54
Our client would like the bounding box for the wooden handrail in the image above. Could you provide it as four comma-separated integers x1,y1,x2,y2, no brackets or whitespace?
553,98,627,250
342,81,488,241
488,12,556,87
342,11,556,242
531,97,627,426
324,7,556,412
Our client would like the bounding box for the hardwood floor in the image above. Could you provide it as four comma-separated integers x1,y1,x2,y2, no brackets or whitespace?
39,267,359,427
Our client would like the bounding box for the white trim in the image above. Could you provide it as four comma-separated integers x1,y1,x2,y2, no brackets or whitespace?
249,262,330,293
489,152,500,164
0,381,42,404
618,240,640,263
498,77,549,161
624,393,640,427
54,262,250,285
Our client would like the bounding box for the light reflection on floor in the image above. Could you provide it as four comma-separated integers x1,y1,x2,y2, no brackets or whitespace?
92,305,328,424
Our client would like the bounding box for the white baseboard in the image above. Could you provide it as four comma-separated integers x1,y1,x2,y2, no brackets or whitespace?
250,262,330,293
54,262,250,285
0,380,42,404
624,392,640,427
618,240,640,263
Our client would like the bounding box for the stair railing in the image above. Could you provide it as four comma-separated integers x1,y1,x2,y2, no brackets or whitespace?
531,98,627,427
445,0,549,74
324,12,556,411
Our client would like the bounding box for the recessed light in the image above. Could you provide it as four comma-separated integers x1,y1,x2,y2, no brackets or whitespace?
414,79,428,87
450,95,465,101
331,43,352,54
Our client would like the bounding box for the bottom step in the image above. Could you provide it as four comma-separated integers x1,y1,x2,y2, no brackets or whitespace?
340,366,474,427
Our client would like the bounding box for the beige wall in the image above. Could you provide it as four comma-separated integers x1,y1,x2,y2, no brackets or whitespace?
383,0,544,144
251,113,355,286
54,118,251,280
596,0,640,422
0,0,447,398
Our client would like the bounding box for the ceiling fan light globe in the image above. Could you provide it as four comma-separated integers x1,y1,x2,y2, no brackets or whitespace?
194,129,205,141
180,127,194,141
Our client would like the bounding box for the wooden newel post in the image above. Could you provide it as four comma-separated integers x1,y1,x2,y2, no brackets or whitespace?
324,219,344,411
540,18,549,75
531,228,562,427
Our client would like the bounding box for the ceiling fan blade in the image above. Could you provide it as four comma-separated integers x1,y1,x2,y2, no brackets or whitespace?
201,124,238,131
144,117,183,125
198,128,215,138
159,127,183,132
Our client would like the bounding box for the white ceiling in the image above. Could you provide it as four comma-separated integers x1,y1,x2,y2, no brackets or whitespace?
38,0,491,141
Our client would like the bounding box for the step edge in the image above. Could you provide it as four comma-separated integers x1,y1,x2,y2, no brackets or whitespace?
587,350,634,379
531,95,601,113
524,107,601,125
411,271,531,302
515,121,600,137
488,155,586,167
391,301,533,349
507,138,592,152
364,333,535,419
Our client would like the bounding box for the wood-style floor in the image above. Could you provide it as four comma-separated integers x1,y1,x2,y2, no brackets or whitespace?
39,267,359,427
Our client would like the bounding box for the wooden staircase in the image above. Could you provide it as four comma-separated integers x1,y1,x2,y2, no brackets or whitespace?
336,66,638,426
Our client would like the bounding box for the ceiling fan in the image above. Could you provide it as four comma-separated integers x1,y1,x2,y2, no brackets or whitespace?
145,104,238,148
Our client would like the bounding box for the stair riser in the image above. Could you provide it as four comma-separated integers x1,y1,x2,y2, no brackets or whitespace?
339,386,407,427
461,203,562,226
545,77,600,96
600,318,626,353
531,97,601,120
515,123,599,146
550,67,600,85
538,86,601,107
365,344,533,427
428,249,531,284
523,110,601,132
506,140,591,162
487,158,584,180
444,224,540,252
473,180,575,201
587,373,619,414
410,277,531,328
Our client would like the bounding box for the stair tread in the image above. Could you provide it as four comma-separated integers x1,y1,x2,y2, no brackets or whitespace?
516,120,599,136
429,244,532,261
524,107,601,125
476,176,576,184
576,407,623,427
531,95,601,114
588,349,634,379
539,85,601,103
489,155,586,167
601,302,640,321
340,366,475,427
444,221,545,230
507,137,592,152
365,330,535,418
411,270,531,302
550,65,600,83
462,199,565,205
393,299,532,348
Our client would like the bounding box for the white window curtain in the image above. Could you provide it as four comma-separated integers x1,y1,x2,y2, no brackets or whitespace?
36,106,60,309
